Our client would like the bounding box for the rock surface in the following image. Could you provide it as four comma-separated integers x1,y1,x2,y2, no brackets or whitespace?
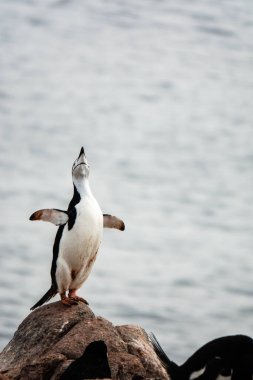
0,302,169,380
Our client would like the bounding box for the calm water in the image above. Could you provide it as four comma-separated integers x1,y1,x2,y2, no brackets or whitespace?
0,0,253,364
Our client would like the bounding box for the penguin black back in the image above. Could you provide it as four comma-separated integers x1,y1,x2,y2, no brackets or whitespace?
150,333,253,380
59,340,111,380
182,334,253,376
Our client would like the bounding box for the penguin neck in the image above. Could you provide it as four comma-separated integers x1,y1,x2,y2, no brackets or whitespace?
73,177,92,198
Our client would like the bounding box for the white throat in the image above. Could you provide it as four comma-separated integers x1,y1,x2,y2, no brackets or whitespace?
74,177,92,198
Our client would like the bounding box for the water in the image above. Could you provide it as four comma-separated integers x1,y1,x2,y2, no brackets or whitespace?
0,0,253,364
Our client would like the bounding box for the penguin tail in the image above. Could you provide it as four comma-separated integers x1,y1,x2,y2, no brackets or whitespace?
149,333,179,377
30,285,58,310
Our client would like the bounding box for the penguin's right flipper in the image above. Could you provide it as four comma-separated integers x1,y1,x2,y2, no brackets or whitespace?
29,209,69,226
103,214,125,231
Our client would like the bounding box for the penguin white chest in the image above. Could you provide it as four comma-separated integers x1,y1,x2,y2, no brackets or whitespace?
58,197,103,286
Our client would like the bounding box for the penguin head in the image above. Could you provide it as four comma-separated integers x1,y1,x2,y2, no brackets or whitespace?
72,147,90,182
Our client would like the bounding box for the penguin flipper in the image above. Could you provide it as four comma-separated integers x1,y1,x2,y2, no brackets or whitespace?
149,333,179,376
149,333,171,366
30,209,69,226
103,214,125,231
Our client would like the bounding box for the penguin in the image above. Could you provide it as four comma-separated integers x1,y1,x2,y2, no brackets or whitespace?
30,147,125,310
59,340,111,380
149,333,253,380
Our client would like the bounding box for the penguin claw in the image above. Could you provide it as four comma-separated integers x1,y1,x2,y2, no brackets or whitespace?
69,296,89,305
61,298,78,306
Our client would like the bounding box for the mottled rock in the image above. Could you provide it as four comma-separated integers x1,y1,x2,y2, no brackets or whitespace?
0,302,169,380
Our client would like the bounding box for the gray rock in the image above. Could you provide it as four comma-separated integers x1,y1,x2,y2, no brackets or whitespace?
0,302,169,380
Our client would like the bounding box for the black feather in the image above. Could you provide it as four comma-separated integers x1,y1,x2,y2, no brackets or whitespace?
30,285,57,310
149,333,179,378
59,341,111,380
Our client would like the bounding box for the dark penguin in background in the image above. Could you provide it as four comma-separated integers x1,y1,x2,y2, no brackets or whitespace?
150,333,253,380
30,147,125,309
59,340,111,380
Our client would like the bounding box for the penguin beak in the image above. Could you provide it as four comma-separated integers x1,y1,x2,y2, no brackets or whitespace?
73,147,89,173
78,147,88,165
78,147,85,159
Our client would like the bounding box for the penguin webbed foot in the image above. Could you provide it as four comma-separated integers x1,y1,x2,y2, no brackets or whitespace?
61,297,79,307
69,296,89,305
68,290,89,305
60,297,88,306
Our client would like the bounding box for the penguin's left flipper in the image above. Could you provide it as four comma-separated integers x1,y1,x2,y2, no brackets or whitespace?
103,214,125,231
30,209,69,226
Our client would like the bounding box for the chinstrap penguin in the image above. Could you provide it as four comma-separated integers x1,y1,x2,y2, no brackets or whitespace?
150,333,253,380
30,147,125,309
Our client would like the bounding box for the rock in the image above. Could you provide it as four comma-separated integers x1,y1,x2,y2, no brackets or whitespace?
0,302,169,380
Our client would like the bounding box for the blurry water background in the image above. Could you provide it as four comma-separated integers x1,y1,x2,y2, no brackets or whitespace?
0,0,253,364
